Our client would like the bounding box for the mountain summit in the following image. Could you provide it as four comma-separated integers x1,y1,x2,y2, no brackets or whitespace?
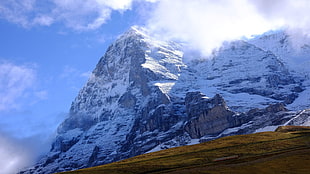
21,27,310,173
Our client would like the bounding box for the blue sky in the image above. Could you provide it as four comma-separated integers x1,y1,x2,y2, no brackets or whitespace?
0,1,145,172
0,11,133,138
0,1,154,139
1,0,310,173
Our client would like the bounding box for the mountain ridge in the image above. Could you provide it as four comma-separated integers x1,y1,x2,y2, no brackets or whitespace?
20,26,310,174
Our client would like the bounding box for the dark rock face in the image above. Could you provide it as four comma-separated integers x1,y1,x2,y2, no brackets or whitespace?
51,136,80,153
265,103,288,113
88,146,99,166
185,92,227,118
184,92,235,138
285,109,310,126
118,92,137,108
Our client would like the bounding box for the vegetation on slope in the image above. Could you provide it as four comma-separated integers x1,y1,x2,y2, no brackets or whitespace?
60,126,310,174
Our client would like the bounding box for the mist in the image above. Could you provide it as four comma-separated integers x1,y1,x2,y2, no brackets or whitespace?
0,134,33,174
0,130,56,174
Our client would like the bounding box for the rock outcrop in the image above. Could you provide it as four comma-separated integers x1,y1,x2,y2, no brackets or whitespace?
184,92,235,138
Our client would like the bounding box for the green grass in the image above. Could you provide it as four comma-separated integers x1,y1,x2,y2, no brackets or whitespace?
59,126,310,174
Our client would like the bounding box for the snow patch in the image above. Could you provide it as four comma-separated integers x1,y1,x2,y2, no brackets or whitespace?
154,82,176,94
255,125,279,133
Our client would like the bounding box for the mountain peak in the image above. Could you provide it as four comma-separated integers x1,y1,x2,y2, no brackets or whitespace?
118,26,149,41
20,26,310,174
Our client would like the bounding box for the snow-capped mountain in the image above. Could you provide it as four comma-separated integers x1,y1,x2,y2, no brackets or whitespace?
20,27,310,173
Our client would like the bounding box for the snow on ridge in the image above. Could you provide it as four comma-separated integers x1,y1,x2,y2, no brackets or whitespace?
153,81,176,94
255,125,279,133
249,29,310,75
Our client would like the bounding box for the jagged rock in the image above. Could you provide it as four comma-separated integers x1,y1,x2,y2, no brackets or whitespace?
118,92,137,108
285,109,310,126
51,136,79,153
88,146,99,166
185,92,228,118
265,103,288,113
184,93,235,138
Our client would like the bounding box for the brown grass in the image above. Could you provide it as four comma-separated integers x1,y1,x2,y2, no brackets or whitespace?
59,126,310,174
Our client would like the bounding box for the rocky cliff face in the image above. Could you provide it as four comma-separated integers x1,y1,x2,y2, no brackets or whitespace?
184,92,236,138
21,27,310,174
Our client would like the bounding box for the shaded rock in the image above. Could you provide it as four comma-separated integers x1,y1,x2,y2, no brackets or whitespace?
118,92,136,108
265,103,288,113
88,146,100,166
184,93,235,138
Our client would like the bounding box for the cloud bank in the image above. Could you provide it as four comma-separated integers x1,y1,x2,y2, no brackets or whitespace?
0,134,33,174
2,0,310,52
0,130,57,174
251,0,310,33
0,0,134,30
146,0,310,55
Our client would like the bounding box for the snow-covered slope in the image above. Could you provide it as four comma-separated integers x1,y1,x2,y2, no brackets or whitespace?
175,40,303,112
20,27,310,174
249,31,310,75
248,31,310,110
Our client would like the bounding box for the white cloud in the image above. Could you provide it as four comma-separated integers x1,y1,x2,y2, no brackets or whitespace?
0,134,33,174
0,0,136,30
250,0,310,33
1,0,310,52
80,71,92,78
0,62,46,111
0,62,36,111
249,0,310,48
145,0,310,55
50,0,110,30
51,0,134,30
0,0,37,27
32,15,54,26
96,0,133,10
144,0,159,2
0,129,59,174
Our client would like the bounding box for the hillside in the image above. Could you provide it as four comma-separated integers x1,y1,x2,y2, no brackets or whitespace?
60,126,310,174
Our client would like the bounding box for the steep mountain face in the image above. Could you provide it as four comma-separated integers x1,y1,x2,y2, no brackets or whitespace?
186,40,303,111
21,27,310,174
248,31,310,110
249,30,310,75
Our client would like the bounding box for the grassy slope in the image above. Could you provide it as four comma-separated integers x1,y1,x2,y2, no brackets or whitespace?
60,126,310,174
